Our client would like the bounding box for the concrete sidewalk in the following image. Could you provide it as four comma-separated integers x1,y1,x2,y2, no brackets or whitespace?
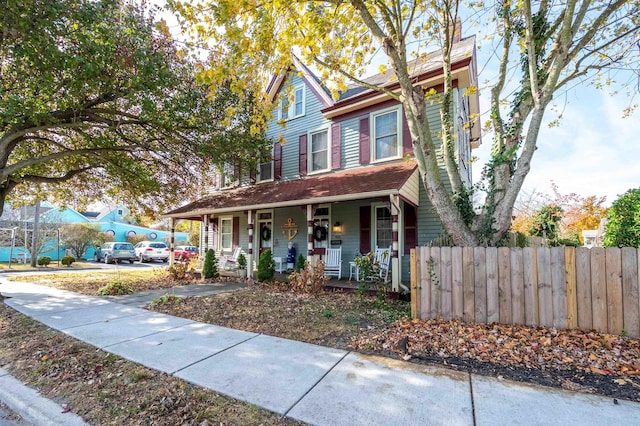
1,279,640,425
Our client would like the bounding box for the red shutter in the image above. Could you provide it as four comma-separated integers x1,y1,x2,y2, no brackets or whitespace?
404,204,417,253
274,142,282,180
232,216,240,248
402,110,413,156
331,123,341,169
359,117,370,165
299,134,308,176
359,205,371,254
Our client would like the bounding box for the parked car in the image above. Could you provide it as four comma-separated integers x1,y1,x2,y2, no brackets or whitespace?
135,241,170,263
174,245,199,261
94,242,137,264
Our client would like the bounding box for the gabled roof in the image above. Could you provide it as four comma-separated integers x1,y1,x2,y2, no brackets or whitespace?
164,161,419,219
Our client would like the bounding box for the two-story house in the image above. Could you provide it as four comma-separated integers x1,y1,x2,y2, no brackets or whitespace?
164,34,480,291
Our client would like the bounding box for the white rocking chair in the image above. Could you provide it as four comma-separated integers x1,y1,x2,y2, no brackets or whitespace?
323,247,342,279
374,246,391,282
219,246,242,270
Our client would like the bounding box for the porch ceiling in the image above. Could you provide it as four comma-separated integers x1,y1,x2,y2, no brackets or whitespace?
164,161,419,219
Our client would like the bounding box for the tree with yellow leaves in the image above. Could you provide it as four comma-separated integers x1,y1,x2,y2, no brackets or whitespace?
168,0,639,246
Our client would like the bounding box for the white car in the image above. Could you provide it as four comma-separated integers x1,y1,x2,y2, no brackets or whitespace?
134,241,170,263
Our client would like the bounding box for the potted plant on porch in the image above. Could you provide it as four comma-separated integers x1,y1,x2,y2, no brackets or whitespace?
237,253,247,278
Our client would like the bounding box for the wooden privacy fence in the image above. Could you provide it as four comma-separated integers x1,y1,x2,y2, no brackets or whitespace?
410,246,640,337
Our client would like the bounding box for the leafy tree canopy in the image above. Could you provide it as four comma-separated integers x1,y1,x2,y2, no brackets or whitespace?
0,0,269,217
604,188,640,247
169,0,639,246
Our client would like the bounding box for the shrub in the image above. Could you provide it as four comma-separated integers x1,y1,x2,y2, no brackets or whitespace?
287,261,328,295
295,253,306,272
37,256,52,267
202,249,218,279
60,256,75,267
150,293,183,306
237,253,247,269
98,280,134,296
604,188,640,247
167,262,194,281
256,249,275,282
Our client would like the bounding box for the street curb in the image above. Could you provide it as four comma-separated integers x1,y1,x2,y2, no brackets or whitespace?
0,368,87,426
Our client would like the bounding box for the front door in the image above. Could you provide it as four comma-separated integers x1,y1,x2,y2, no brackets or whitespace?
257,210,273,255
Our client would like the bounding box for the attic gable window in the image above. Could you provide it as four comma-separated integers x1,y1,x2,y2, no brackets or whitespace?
371,106,401,161
278,84,305,121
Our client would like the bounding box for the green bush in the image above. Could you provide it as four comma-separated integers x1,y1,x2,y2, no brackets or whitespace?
256,249,275,282
295,253,306,272
237,253,247,269
150,294,183,306
202,249,218,279
98,280,134,296
61,256,75,267
604,188,640,247
37,256,52,267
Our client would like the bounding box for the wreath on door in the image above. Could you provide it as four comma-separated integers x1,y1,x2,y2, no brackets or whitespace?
314,225,327,241
261,226,271,241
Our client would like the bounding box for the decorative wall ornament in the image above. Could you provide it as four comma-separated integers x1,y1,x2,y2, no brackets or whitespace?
281,218,298,241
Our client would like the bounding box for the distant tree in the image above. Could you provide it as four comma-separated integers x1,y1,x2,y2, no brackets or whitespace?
529,205,563,244
0,0,269,217
60,223,101,259
604,188,640,247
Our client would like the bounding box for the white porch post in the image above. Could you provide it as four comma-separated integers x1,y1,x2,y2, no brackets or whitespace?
247,210,254,278
169,218,176,266
203,215,209,253
307,205,316,265
390,194,400,291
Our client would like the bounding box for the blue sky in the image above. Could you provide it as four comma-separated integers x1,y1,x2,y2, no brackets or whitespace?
472,63,640,206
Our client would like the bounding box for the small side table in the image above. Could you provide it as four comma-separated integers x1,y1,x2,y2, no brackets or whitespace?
349,262,360,281
273,257,286,273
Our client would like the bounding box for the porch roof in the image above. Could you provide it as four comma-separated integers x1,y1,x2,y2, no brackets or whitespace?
164,161,419,220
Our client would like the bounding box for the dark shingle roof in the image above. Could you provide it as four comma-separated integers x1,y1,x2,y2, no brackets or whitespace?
165,161,418,218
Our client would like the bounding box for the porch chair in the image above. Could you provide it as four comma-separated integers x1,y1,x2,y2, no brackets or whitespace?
220,246,242,270
323,247,342,280
374,245,392,282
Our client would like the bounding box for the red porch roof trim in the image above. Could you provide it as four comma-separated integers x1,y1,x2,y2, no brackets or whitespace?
163,161,419,219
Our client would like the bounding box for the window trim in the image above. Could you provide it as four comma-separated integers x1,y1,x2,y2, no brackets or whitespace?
370,105,402,163
371,202,393,250
278,84,306,121
257,147,274,183
219,216,233,252
308,126,330,175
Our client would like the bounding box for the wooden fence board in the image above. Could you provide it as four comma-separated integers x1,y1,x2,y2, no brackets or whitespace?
440,247,453,320
451,247,464,319
486,247,499,323
462,247,475,322
510,248,525,325
621,248,639,338
551,247,568,329
565,247,577,329
523,247,539,326
430,247,442,318
537,247,553,327
420,246,431,319
575,247,592,330
606,248,623,335
474,247,487,323
410,248,418,318
498,247,512,324
591,248,607,333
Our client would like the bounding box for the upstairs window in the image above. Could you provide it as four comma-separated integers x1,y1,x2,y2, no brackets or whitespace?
278,84,305,121
258,158,273,182
372,107,401,161
310,129,329,173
